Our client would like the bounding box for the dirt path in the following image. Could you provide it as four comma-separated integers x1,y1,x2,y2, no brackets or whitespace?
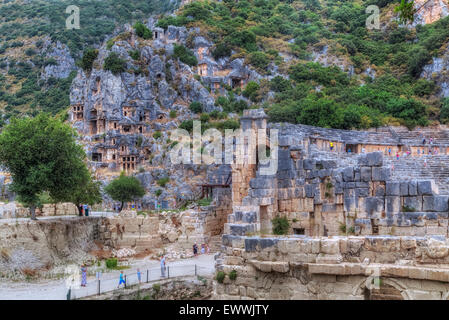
0,254,215,300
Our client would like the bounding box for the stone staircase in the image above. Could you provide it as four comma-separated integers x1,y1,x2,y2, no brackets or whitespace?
390,126,449,146
384,155,449,194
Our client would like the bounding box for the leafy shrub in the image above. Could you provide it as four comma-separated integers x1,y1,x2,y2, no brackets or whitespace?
133,21,152,39
200,113,210,122
216,271,226,284
129,50,140,61
272,216,290,235
173,44,197,66
106,39,115,50
402,205,416,212
103,52,127,74
179,120,194,132
189,101,203,114
152,283,161,293
106,258,118,269
212,43,231,60
214,119,240,131
155,189,162,197
229,270,237,281
242,81,260,101
153,131,162,139
248,52,270,71
197,197,212,206
157,177,169,187
227,30,257,52
79,48,99,71
440,98,449,123
210,110,226,119
169,110,177,118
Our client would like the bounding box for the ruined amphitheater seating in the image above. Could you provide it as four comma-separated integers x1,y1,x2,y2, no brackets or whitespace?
385,155,449,194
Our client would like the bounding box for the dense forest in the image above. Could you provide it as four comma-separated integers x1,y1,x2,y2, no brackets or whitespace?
157,0,449,129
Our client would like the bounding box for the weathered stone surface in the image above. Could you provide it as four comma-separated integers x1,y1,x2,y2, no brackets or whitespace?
418,181,438,196
386,182,400,196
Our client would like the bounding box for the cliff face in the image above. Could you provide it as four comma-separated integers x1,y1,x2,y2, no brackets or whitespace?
69,22,258,209
413,0,449,25
421,46,449,97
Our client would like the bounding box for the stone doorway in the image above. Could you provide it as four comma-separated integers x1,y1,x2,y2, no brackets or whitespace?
364,283,404,300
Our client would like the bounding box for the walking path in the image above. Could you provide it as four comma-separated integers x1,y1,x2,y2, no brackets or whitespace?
0,211,116,224
0,254,215,300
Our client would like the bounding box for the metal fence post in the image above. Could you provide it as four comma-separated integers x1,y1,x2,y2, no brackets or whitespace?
67,288,71,300
97,280,100,295
124,275,127,289
146,269,149,283
195,264,197,276
167,266,170,279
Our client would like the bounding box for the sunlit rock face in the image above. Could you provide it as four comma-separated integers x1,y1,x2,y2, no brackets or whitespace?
413,0,449,25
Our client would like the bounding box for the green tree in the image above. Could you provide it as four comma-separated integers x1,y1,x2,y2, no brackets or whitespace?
79,48,99,72
189,101,203,113
133,21,152,39
0,114,89,220
104,173,145,212
70,176,103,215
104,52,127,75
173,44,198,66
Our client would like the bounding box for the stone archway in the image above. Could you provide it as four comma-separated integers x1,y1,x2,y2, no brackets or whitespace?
353,277,411,300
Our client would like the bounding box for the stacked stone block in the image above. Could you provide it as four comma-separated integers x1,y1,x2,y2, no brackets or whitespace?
214,234,449,300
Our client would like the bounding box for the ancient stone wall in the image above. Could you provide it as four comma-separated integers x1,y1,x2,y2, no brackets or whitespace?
100,188,232,256
0,217,103,278
217,110,449,299
214,235,449,300
0,202,78,219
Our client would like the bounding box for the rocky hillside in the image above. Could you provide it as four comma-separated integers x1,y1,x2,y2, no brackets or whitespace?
144,0,449,129
0,0,180,123
4,0,449,129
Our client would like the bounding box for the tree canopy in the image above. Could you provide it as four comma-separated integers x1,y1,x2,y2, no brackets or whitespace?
104,173,145,211
0,113,90,219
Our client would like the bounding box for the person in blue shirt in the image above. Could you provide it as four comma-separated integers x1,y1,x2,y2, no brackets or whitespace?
137,268,141,284
118,271,126,288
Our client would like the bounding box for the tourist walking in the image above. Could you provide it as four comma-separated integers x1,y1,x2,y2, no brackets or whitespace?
137,268,141,284
330,142,334,151
83,204,88,217
193,243,198,256
388,148,392,156
118,271,126,288
160,255,166,278
201,243,205,255
81,265,87,287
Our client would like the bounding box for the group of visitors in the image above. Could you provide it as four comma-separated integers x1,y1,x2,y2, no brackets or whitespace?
193,243,209,256
79,255,169,290
78,204,91,217
422,137,435,145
